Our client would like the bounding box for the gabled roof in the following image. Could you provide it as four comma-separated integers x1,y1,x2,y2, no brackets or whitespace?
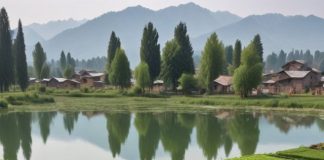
282,60,305,68
153,80,164,84
284,71,310,78
263,79,276,84
214,75,232,86
89,72,104,77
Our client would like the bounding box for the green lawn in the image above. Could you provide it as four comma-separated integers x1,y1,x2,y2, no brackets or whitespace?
229,155,286,160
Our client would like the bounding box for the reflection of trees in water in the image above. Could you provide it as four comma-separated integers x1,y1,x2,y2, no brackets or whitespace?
317,118,324,131
135,113,160,160
105,113,131,158
38,112,57,143
17,112,33,160
228,113,260,156
63,112,79,134
266,113,316,133
158,112,193,160
196,114,223,160
0,113,20,160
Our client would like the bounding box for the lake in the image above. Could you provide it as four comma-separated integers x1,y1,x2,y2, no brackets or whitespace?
0,110,323,160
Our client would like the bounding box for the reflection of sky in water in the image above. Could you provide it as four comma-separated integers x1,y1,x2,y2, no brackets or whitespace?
0,112,323,160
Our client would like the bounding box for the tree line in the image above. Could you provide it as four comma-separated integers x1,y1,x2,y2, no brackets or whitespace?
106,21,263,97
265,49,324,73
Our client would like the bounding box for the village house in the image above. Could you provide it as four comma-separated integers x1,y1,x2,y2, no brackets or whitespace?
152,80,164,92
73,70,105,88
214,75,233,93
41,78,80,88
263,60,322,94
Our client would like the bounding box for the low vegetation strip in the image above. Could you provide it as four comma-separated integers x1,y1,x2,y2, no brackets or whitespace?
228,146,324,160
4,93,54,105
276,147,324,160
229,155,287,160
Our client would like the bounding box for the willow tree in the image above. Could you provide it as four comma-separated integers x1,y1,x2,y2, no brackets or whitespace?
199,33,224,93
233,41,263,98
134,62,150,93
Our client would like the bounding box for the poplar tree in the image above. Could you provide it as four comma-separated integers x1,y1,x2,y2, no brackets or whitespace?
252,34,263,62
107,31,121,72
14,20,29,91
60,51,66,72
174,22,195,74
109,48,131,89
233,40,242,69
0,8,14,92
140,22,160,84
33,42,47,79
199,33,224,93
225,45,233,65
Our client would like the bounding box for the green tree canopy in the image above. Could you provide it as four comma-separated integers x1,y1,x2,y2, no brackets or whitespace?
198,33,224,93
252,34,263,62
233,41,263,98
109,48,131,89
0,7,14,92
178,73,197,95
140,22,161,85
134,62,150,93
13,20,29,91
174,22,195,75
160,40,181,90
233,40,242,69
60,51,66,72
64,65,74,79
107,31,121,72
32,42,47,79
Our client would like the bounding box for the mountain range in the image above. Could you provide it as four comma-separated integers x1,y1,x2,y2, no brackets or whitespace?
19,2,324,67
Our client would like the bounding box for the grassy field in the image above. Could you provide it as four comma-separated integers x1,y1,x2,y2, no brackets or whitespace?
0,89,324,113
229,147,324,160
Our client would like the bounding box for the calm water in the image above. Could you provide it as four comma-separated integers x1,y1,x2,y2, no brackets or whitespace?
0,110,323,160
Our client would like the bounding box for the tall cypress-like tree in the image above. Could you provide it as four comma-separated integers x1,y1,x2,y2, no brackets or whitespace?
60,51,66,72
225,45,233,65
174,22,195,74
140,22,161,84
0,8,14,92
107,31,121,72
32,42,47,79
199,33,224,93
13,20,29,91
233,40,242,69
109,48,131,89
252,34,263,62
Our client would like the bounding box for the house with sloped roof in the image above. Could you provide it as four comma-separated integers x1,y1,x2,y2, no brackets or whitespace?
263,60,321,94
73,70,105,88
214,75,233,93
42,77,80,88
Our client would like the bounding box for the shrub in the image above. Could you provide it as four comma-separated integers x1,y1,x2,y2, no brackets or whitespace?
68,91,83,97
81,87,90,93
267,99,279,107
5,94,54,105
0,100,8,108
178,73,197,95
38,86,46,93
132,86,143,95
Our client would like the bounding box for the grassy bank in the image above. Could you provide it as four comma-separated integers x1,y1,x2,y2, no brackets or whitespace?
229,146,324,160
1,89,324,112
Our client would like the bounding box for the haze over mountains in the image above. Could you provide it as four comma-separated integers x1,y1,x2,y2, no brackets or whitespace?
20,2,324,67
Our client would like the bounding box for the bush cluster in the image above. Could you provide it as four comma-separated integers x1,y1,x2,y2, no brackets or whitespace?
5,93,54,105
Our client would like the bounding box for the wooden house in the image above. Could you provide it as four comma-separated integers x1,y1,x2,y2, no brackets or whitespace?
263,60,322,94
42,78,80,88
214,75,233,93
73,70,105,88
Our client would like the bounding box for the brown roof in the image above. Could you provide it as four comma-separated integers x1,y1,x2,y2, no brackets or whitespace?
282,60,305,68
263,79,276,84
214,75,232,86
284,71,310,78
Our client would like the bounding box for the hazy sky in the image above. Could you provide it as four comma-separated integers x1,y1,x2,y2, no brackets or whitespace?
2,0,324,27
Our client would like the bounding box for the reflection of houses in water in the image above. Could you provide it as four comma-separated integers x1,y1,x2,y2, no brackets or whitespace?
82,111,105,119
